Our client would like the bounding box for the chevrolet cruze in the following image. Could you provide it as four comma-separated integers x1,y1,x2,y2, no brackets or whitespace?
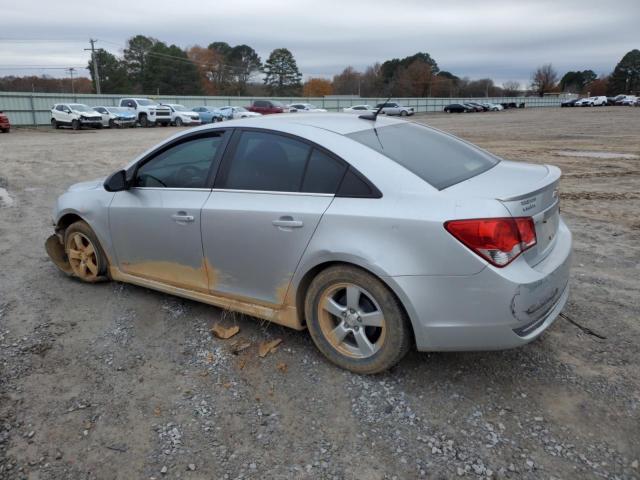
45,113,571,373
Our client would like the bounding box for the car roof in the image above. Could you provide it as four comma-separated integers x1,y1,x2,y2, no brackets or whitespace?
221,112,407,135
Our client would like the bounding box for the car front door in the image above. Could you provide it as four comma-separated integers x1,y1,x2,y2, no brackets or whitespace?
201,129,347,305
56,104,71,124
109,130,230,291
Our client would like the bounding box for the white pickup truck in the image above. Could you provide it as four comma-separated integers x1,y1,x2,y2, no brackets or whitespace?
119,98,172,127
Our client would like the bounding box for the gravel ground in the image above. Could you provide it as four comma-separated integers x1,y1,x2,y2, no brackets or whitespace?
0,107,639,479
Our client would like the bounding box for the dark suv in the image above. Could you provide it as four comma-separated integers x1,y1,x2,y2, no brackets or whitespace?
247,100,287,115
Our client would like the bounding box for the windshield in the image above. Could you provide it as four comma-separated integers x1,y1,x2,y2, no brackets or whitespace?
271,101,284,107
235,107,247,112
347,123,499,190
69,104,92,112
306,104,318,109
137,99,157,106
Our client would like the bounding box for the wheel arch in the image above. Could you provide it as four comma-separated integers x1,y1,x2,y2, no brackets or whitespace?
293,260,417,346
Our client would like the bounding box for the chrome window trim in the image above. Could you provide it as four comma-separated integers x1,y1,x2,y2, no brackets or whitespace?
212,188,334,197
131,187,212,192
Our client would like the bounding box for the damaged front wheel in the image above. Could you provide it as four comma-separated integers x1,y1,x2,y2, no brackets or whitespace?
63,221,108,282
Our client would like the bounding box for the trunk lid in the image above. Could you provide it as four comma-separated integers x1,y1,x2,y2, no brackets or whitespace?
446,160,561,266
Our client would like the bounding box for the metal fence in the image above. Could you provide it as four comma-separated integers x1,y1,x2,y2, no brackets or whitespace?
0,91,563,126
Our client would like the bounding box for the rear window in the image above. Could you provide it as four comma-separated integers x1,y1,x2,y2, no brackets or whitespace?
347,123,498,190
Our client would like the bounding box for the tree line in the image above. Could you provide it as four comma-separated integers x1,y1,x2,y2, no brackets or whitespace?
0,35,638,98
530,49,640,97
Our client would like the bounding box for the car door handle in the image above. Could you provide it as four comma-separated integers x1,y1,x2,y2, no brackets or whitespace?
171,212,195,223
272,216,303,228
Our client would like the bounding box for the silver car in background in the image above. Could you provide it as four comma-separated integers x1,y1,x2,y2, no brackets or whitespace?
92,106,137,128
45,114,571,373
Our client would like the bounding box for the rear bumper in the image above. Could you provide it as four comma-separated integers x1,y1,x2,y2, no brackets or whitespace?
389,218,572,351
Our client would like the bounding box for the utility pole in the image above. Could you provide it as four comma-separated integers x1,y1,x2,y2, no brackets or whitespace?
85,39,101,94
66,67,76,95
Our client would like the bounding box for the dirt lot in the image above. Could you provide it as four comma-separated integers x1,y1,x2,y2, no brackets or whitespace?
0,107,639,480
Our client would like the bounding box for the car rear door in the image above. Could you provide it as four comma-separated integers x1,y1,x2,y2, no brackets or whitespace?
109,130,230,291
200,129,347,305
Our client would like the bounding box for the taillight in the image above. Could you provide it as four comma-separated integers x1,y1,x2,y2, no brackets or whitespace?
444,217,536,267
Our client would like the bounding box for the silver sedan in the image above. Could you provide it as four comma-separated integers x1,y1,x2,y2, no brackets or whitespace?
45,114,571,373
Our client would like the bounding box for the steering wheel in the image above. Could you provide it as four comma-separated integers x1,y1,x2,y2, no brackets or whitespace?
175,165,203,187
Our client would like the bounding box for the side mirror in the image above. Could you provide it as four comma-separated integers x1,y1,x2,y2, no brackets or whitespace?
104,170,129,192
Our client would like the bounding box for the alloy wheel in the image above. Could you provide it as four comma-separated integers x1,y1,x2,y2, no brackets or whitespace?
66,232,100,281
317,283,386,359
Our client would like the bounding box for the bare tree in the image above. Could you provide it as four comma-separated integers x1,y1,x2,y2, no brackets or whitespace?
531,64,558,96
502,80,521,96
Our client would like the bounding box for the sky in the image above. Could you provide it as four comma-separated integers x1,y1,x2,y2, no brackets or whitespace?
1,0,638,87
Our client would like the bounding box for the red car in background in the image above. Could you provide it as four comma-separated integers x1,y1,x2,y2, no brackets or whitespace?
0,111,10,133
246,100,288,114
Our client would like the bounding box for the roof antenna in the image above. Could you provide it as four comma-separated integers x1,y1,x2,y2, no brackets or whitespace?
359,96,391,121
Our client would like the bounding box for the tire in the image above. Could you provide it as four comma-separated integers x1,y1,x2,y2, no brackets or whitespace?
139,114,149,128
305,265,411,374
64,221,108,283
400,110,408,117
175,117,183,127
108,119,116,129
51,118,58,129
71,119,80,131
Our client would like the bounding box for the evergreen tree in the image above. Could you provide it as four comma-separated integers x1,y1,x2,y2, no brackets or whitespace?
87,49,131,94
608,49,640,94
262,48,302,95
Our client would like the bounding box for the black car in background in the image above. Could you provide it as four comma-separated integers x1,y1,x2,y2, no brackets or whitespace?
561,98,579,107
443,103,472,113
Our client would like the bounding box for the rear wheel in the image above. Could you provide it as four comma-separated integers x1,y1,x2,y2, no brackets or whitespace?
51,118,58,129
64,221,108,283
305,266,411,374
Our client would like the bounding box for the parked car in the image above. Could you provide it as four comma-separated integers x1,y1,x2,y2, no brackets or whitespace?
375,102,414,116
92,106,136,128
288,103,328,113
480,103,503,111
590,96,608,106
560,98,579,107
119,98,172,127
443,103,472,113
466,102,489,112
463,103,483,112
574,97,593,107
616,95,638,106
51,103,103,130
218,106,262,120
247,100,287,114
342,105,376,113
191,106,224,124
0,110,10,133
45,114,571,374
161,104,201,127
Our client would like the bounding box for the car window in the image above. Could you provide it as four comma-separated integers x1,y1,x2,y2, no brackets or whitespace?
301,149,347,194
223,131,311,192
55,105,65,111
347,123,498,190
135,133,225,189
254,101,266,107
